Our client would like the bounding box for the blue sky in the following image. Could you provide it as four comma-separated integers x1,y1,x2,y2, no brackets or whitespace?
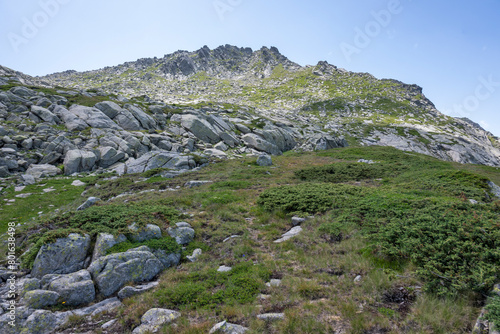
1,0,499,136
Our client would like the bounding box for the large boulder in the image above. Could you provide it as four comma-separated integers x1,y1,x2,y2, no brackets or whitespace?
127,223,162,242
52,105,88,131
209,321,249,334
69,105,121,130
98,146,125,168
42,135,76,155
23,310,71,334
124,151,196,174
94,101,123,119
31,233,91,279
31,106,61,125
309,134,348,151
167,224,195,245
63,149,98,175
181,114,220,144
46,270,95,306
25,164,62,179
242,134,281,155
88,247,164,297
114,109,142,130
125,104,157,130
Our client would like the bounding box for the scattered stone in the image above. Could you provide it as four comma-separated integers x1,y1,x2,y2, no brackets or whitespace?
266,279,282,287
223,235,241,243
71,297,123,317
217,265,232,273
71,180,86,186
358,159,375,164
167,225,195,245
101,319,117,329
132,308,181,334
488,181,500,198
186,248,202,262
127,223,162,242
469,199,479,205
118,281,159,300
257,313,285,321
77,197,100,211
209,320,248,334
274,226,303,243
256,154,273,166
354,275,362,282
184,180,212,188
31,233,91,278
291,216,306,226
15,193,32,198
42,187,56,193
14,186,26,192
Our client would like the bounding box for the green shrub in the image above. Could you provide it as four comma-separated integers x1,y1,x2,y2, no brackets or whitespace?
295,161,407,183
154,262,271,309
485,295,500,328
318,222,344,242
257,183,367,215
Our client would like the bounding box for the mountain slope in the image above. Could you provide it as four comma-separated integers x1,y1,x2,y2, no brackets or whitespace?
39,45,500,166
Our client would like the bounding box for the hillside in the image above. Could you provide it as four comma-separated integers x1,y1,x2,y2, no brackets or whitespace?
0,46,500,333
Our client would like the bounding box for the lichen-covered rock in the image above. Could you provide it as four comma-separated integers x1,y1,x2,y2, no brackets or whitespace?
127,223,162,242
186,248,202,262
47,270,95,307
88,248,163,297
22,278,41,295
77,197,100,211
256,154,272,166
31,233,91,279
71,297,123,317
152,249,181,269
132,308,181,334
23,310,71,334
209,320,248,334
24,290,60,309
167,226,195,245
92,233,127,262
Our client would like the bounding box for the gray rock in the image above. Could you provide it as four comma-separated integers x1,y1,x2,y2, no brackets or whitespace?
47,270,95,306
214,141,228,151
35,97,52,108
0,166,10,177
31,233,91,279
266,279,282,287
92,233,127,262
10,86,36,97
22,278,41,295
31,106,60,124
69,105,121,130
488,181,500,198
94,101,123,119
63,149,98,175
310,134,348,151
274,226,303,243
40,152,62,165
43,135,76,155
242,133,281,155
117,281,159,300
209,320,248,334
257,313,285,321
114,109,142,130
186,248,202,262
77,197,100,211
204,148,228,159
127,223,162,242
25,164,62,179
98,146,125,168
125,104,157,130
24,290,60,309
132,308,181,334
152,249,181,269
23,310,70,334
101,319,117,329
184,180,212,188
88,248,164,297
217,265,232,273
167,226,195,245
291,216,306,226
181,114,220,144
256,154,273,166
125,151,196,174
71,297,122,317
52,105,88,131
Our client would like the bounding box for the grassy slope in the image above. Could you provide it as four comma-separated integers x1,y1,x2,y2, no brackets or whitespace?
2,146,500,333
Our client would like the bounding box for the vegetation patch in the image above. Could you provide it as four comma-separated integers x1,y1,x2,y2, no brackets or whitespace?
154,262,271,310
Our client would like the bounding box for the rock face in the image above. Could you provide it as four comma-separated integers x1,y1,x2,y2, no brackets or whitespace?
88,247,164,297
31,234,91,279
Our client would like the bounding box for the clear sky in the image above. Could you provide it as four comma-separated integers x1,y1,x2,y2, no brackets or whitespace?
1,0,499,136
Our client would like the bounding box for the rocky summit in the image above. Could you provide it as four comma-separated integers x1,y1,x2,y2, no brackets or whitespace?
0,46,500,334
